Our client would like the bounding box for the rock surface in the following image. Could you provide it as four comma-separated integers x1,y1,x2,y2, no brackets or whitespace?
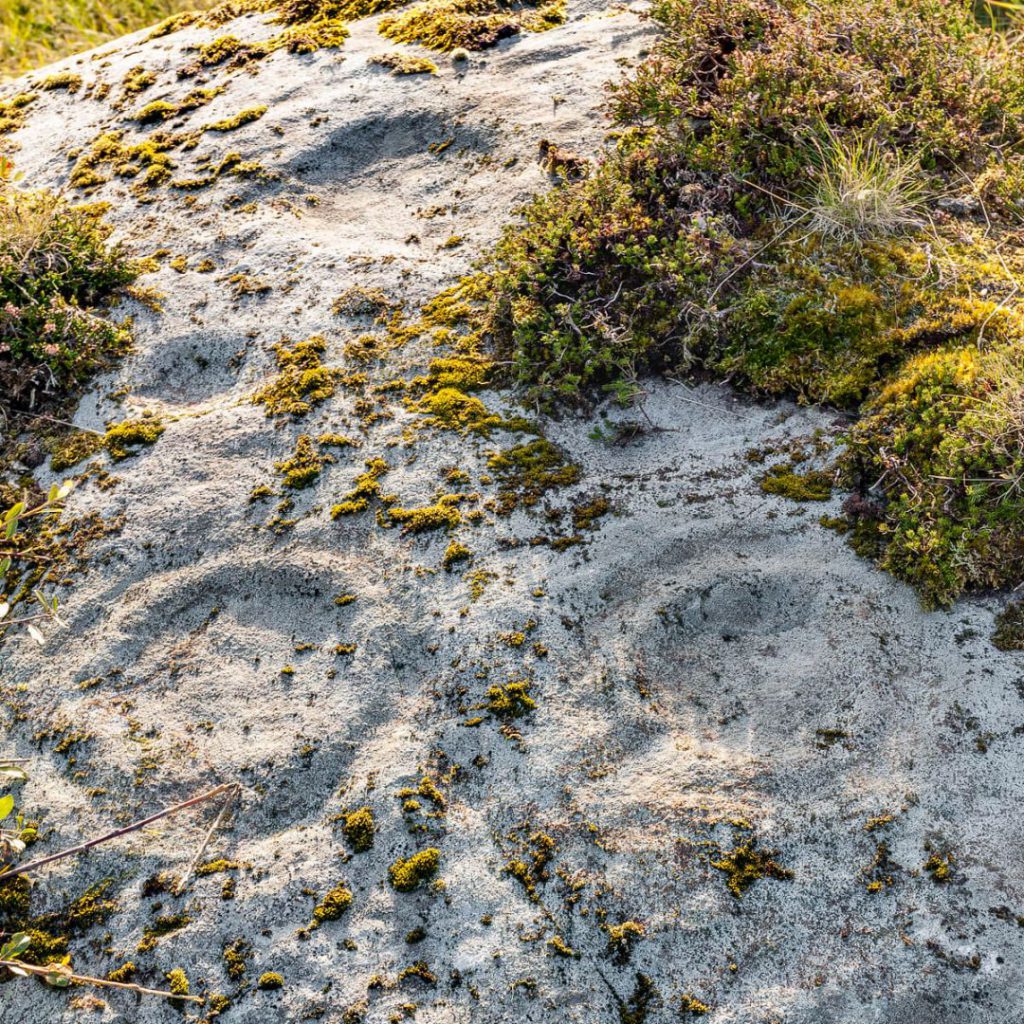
2,3,1024,1022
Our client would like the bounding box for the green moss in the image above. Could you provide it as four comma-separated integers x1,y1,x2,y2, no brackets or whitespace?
605,920,644,963
223,938,251,981
166,968,190,996
342,806,375,853
760,463,833,502
207,106,268,132
369,51,438,74
710,839,793,897
41,72,82,92
103,417,164,460
924,851,954,882
311,882,353,925
258,971,285,989
680,993,711,1016
379,0,565,52
419,387,500,435
48,430,105,472
387,495,463,534
993,600,1024,651
0,92,36,135
443,539,471,569
486,680,535,719
276,434,334,489
486,439,580,514
547,934,576,957
253,335,340,417
389,848,440,891
138,912,192,952
134,87,223,124
122,66,156,95
107,961,136,982
331,457,388,518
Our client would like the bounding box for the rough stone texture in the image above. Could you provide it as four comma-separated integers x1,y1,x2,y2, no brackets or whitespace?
2,3,1024,1023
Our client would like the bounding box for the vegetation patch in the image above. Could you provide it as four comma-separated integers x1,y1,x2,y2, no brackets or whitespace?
369,51,438,74
388,848,440,891
475,0,1024,607
379,0,565,52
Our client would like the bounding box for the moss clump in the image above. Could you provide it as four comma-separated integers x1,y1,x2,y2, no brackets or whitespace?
166,968,189,996
760,464,833,502
486,439,580,514
41,72,82,92
379,0,565,52
369,51,438,74
257,971,285,989
993,600,1024,652
680,993,711,1016
223,938,251,981
547,934,576,957
122,66,156,95
134,87,223,124
419,387,500,435
48,430,105,472
924,851,954,883
253,335,340,417
389,848,441,892
710,839,793,897
138,912,192,952
331,457,388,517
207,106,268,132
276,434,334,489
311,882,353,925
0,92,36,134
387,495,464,534
605,920,644,963
104,417,165,460
486,680,534,719
333,285,397,321
341,806,375,853
443,539,471,569
107,961,136,982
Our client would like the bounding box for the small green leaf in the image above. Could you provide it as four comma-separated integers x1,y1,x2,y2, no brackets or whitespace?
0,794,14,821
0,932,31,960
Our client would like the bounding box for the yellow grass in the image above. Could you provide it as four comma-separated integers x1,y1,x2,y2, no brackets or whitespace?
0,0,215,77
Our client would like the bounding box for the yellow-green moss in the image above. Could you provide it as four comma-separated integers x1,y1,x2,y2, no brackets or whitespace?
253,335,340,417
331,457,388,517
993,600,1024,651
122,66,156,95
342,806,375,853
41,72,82,92
760,463,833,502
680,993,711,1016
379,0,565,53
487,439,580,514
104,418,164,460
710,839,793,898
257,971,284,989
276,434,333,489
0,92,36,135
134,87,223,124
138,912,191,952
207,106,268,132
166,968,190,996
48,430,105,472
486,680,534,719
387,494,463,534
389,848,440,892
369,51,438,74
311,882,353,925
443,539,471,569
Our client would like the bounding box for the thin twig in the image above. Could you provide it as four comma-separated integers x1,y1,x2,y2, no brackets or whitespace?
175,783,239,896
0,959,202,1003
0,783,235,884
